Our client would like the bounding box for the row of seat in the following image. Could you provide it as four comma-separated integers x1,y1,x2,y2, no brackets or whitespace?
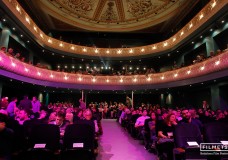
12,122,96,160
120,118,228,160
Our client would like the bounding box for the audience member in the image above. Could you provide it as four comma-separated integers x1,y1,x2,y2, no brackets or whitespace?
79,99,86,110
0,113,14,159
0,97,9,110
31,96,41,118
157,113,177,160
143,112,157,150
18,95,32,111
16,109,30,125
180,108,203,131
6,97,18,118
49,111,69,137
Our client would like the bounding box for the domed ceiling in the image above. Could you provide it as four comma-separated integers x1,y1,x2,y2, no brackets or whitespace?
21,0,200,32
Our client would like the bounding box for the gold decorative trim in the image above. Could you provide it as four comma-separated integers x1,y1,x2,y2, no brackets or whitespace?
2,0,227,57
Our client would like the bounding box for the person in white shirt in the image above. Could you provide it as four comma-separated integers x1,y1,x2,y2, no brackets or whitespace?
135,109,150,128
31,96,41,114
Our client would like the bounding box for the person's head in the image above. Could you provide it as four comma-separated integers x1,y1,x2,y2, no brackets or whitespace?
11,97,17,102
83,109,93,120
181,109,191,120
32,96,37,101
165,113,176,124
66,108,72,114
189,108,197,117
216,112,224,120
205,110,210,117
19,109,29,120
49,112,56,122
65,112,73,123
56,111,65,126
1,46,6,52
142,109,148,116
76,109,83,117
15,53,20,57
39,110,47,119
150,112,156,120
198,108,203,114
8,48,13,53
161,112,168,119
0,113,8,131
156,108,161,115
176,110,181,117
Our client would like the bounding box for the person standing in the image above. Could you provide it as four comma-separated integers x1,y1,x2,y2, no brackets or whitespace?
6,97,18,117
18,95,32,112
31,96,41,118
79,99,86,110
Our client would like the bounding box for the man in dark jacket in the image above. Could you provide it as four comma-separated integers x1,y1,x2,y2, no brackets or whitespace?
18,95,32,111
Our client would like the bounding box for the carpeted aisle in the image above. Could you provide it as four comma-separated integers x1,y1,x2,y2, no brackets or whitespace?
97,119,158,160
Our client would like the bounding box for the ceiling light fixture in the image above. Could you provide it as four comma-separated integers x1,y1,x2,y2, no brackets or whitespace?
48,39,52,43
215,60,220,65
200,66,205,70
83,48,87,52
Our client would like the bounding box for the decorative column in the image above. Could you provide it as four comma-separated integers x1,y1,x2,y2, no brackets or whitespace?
205,37,219,57
131,90,134,108
45,92,49,106
160,93,165,107
0,28,10,48
210,85,220,110
82,90,84,100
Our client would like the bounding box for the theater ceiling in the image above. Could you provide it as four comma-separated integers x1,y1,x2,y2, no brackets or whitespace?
18,0,200,32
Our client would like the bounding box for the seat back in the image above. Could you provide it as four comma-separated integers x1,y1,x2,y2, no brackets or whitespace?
204,122,228,143
29,124,60,151
174,123,203,149
63,122,95,151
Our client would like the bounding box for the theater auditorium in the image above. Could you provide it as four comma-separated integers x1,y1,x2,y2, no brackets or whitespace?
0,0,228,160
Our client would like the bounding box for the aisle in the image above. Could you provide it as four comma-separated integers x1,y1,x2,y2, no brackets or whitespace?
97,119,158,160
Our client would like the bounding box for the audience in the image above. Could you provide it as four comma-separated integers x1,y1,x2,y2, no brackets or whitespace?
0,91,228,160
1,46,226,76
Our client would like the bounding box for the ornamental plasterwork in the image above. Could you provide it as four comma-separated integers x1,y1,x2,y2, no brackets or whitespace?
100,2,118,21
128,0,154,17
42,0,187,31
59,0,93,16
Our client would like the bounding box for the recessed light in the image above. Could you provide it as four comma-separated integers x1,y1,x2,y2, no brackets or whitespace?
221,20,224,23
3,19,6,22
12,27,15,30
210,29,213,32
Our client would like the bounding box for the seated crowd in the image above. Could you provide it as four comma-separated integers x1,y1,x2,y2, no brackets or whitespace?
0,95,104,159
0,95,228,160
118,104,228,160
